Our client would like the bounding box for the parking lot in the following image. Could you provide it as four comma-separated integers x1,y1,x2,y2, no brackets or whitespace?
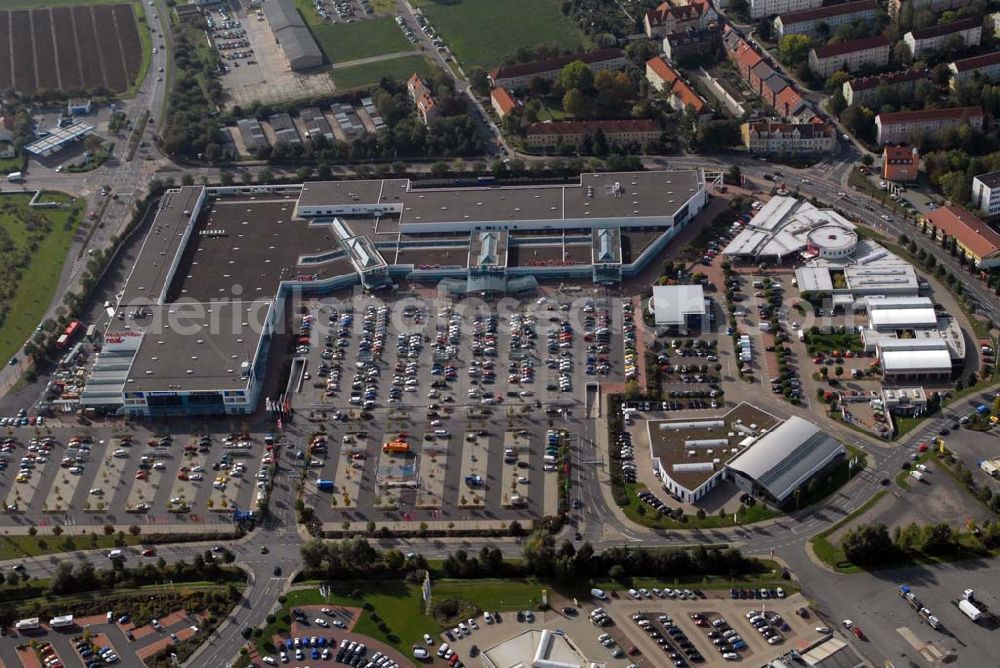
288,291,624,526
216,4,336,107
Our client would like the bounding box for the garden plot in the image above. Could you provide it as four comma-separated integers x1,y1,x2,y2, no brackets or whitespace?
457,432,487,509
500,430,531,508
331,432,369,509
415,434,449,509
167,449,208,513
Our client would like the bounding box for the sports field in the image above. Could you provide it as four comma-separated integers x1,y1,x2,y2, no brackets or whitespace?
414,0,584,68
293,0,412,63
0,193,82,366
332,55,435,90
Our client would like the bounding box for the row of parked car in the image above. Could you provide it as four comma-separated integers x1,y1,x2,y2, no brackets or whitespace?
619,430,636,483
634,612,703,666
72,635,119,666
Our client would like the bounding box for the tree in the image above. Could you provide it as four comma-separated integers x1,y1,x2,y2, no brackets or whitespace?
841,522,894,565
594,70,633,108
727,165,742,186
824,71,850,93
522,529,556,576
892,41,912,66
778,34,813,64
563,88,588,119
920,523,956,555
558,61,594,92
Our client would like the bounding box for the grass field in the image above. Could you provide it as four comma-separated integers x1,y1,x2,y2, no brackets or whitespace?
332,55,435,89
293,0,412,63
0,192,81,366
414,0,584,68
0,532,146,561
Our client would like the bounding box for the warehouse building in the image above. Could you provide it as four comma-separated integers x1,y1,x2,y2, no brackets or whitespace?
650,284,708,330
860,296,965,382
726,416,845,506
262,0,323,70
82,170,713,416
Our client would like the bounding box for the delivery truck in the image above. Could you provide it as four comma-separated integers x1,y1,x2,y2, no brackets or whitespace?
7,171,24,182
959,598,983,622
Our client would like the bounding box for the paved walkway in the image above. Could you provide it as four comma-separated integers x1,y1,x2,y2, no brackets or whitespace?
329,50,423,70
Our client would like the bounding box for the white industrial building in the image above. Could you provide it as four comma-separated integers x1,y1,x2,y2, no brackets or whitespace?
650,284,708,329
860,297,962,383
722,196,858,265
726,416,845,505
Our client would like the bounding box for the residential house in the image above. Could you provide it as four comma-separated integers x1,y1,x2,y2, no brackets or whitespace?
741,119,836,154
889,0,969,17
268,112,301,144
722,25,816,120
523,120,661,148
663,26,722,62
749,0,823,20
842,69,925,106
407,73,440,125
645,57,714,122
299,107,334,142
0,141,14,158
487,49,626,90
808,35,891,78
948,51,1000,89
882,145,920,182
773,0,877,39
644,0,717,38
874,106,984,144
903,18,981,58
971,170,1000,216
490,87,519,118
750,61,790,107
924,204,1000,268
236,118,268,152
0,115,15,143
775,86,810,120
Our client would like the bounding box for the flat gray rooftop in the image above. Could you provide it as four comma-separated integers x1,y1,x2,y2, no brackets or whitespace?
300,171,703,227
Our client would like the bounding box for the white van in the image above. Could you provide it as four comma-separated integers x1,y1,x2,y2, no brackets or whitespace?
433,429,449,438
591,588,607,600
107,549,123,559
437,643,450,658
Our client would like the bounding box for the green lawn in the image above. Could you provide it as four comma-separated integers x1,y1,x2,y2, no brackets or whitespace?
802,331,862,353
293,1,412,63
0,192,82,365
0,533,149,561
414,0,584,68
332,55,435,90
0,155,26,172
621,482,781,530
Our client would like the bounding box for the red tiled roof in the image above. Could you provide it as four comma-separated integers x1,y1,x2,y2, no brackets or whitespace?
646,0,707,27
925,204,1000,260
734,42,762,71
673,78,709,113
951,50,1000,72
490,87,518,115
908,17,979,40
883,145,918,163
646,56,680,85
526,120,660,136
778,0,876,25
876,105,983,124
811,35,890,59
489,49,624,81
775,86,805,113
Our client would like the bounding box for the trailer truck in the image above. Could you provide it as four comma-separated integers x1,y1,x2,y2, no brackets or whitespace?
959,599,983,622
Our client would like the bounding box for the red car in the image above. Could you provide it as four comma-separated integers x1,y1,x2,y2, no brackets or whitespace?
141,548,156,557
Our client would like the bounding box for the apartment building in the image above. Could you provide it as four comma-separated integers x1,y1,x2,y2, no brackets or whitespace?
487,49,626,90
644,0,717,38
971,170,1000,216
925,204,1000,269
808,35,891,78
523,120,662,148
842,69,925,106
948,51,1000,89
882,145,920,182
874,106,984,144
888,0,968,17
903,18,981,58
645,57,713,121
741,119,836,154
663,26,722,62
407,73,440,125
773,0,877,39
749,0,822,20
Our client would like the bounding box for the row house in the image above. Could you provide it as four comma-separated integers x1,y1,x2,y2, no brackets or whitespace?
842,69,925,106
645,57,714,122
644,0,717,38
882,145,920,182
487,49,626,90
523,120,662,148
808,35,891,78
722,25,815,120
903,18,981,58
875,105,984,144
889,0,969,17
663,26,723,62
741,119,836,154
773,0,877,39
407,73,440,125
748,0,822,20
948,50,1000,89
